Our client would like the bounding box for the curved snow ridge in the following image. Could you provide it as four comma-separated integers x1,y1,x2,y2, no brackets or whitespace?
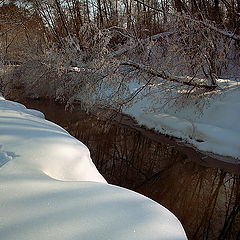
0,98,45,119
0,98,187,240
0,97,106,183
0,175,187,240
41,139,106,182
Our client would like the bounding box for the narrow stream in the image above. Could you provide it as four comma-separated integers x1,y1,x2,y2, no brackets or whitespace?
21,99,240,240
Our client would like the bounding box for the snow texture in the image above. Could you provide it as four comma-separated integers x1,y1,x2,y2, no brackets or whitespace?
0,98,105,182
0,145,17,167
0,97,187,240
123,79,240,162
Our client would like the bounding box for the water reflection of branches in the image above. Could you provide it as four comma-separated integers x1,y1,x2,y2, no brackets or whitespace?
64,114,239,240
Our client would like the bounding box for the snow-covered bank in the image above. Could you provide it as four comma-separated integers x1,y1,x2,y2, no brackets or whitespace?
123,79,240,162
0,97,187,240
0,98,105,182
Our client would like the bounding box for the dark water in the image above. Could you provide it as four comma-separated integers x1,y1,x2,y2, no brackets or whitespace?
21,99,240,240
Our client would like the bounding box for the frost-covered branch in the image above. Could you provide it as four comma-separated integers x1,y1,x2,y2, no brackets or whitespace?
121,61,218,90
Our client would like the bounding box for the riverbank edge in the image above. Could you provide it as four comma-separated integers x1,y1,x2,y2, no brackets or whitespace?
16,97,240,175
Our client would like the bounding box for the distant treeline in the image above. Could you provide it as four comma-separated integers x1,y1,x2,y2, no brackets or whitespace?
1,0,240,43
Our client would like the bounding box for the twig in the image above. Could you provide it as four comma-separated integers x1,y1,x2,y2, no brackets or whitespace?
132,0,240,41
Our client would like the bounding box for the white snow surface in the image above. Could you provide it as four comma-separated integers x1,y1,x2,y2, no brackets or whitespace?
0,99,105,182
0,97,187,240
123,79,240,162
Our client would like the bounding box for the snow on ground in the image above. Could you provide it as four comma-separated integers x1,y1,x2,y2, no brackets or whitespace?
123,79,240,162
0,99,105,182
0,97,187,240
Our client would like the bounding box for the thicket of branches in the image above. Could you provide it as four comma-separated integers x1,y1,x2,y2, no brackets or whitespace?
0,0,240,110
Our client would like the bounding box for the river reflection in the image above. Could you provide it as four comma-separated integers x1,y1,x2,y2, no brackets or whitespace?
21,99,240,240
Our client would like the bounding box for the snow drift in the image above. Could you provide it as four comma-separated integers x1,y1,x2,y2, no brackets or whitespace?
0,97,187,240
123,79,240,162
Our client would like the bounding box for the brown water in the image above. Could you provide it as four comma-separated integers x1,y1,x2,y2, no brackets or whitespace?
21,99,240,240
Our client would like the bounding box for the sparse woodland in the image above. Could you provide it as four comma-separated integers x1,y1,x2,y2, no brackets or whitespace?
1,3,240,239
0,0,240,111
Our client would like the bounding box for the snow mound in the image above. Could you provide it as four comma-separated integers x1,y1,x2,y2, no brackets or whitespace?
0,175,187,240
0,97,187,240
0,97,106,182
0,99,45,118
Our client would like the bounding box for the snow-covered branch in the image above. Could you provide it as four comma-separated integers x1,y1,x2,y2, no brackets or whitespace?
121,61,218,90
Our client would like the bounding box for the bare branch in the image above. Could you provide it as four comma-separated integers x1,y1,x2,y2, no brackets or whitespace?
132,0,165,13
132,0,240,41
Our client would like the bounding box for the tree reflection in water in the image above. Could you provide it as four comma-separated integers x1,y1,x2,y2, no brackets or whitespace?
69,117,240,240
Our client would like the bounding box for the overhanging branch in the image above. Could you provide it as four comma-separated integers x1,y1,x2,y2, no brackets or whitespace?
121,61,218,91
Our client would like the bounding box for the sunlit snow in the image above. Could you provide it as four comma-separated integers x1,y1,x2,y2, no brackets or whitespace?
0,97,187,240
124,79,240,162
